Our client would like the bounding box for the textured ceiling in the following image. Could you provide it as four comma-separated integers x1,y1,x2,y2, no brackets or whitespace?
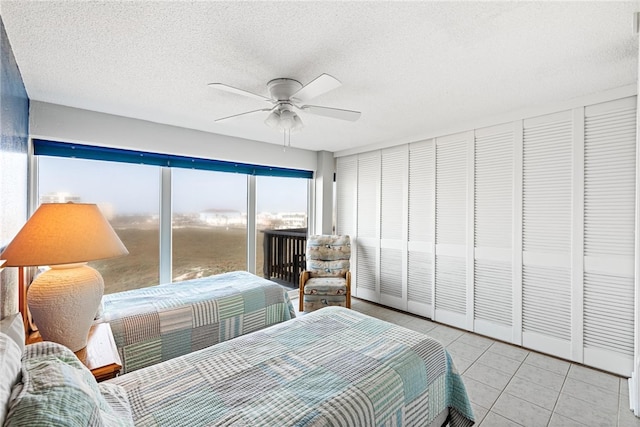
1,1,638,153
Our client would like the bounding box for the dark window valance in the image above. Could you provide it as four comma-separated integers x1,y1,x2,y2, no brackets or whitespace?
33,139,313,179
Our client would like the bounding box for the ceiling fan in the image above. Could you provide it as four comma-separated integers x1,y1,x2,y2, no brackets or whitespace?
208,74,361,146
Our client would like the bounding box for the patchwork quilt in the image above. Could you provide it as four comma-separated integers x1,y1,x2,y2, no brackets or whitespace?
98,271,296,373
109,307,475,426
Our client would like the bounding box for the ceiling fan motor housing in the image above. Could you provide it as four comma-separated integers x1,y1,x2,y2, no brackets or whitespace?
267,78,303,101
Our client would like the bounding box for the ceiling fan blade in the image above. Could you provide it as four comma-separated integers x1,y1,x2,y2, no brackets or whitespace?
215,108,273,122
291,74,342,103
301,105,361,122
208,83,272,102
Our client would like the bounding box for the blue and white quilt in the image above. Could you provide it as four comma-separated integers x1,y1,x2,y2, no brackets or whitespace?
109,307,474,426
98,271,295,373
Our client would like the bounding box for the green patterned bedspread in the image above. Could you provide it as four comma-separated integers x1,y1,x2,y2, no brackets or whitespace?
108,307,474,426
98,271,296,374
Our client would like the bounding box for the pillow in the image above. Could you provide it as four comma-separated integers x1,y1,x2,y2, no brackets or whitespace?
0,327,22,426
4,342,133,427
0,313,25,354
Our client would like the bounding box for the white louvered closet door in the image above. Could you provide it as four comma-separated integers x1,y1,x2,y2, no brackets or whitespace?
474,124,514,342
522,111,573,359
408,140,435,317
380,146,408,310
356,151,380,301
583,96,636,376
435,132,471,328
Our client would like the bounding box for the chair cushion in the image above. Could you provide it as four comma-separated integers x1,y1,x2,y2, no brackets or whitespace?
306,235,351,261
303,277,347,295
303,295,348,312
306,235,351,278
307,259,350,278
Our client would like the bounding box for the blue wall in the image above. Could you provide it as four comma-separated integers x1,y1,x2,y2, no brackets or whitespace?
0,15,29,317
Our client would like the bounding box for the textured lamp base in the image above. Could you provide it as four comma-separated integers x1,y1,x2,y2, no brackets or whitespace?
28,263,104,352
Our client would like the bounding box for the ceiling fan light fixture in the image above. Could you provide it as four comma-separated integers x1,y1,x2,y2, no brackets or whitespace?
292,114,304,132
278,109,297,130
265,110,281,128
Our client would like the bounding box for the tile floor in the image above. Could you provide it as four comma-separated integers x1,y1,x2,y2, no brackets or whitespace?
292,295,640,427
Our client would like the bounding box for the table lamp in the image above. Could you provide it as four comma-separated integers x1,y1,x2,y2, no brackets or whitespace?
0,203,128,351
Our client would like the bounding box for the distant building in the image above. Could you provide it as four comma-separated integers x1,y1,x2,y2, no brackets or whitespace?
275,212,306,228
199,209,245,227
40,193,116,220
257,211,306,229
257,212,276,228
40,192,81,204
199,209,306,229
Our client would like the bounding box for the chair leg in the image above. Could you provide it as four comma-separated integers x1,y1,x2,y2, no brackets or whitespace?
299,271,309,313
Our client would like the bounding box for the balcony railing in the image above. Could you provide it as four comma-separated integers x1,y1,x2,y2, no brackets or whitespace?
262,228,307,288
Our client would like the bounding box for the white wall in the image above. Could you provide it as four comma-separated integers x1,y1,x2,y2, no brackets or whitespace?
314,150,335,235
29,101,317,172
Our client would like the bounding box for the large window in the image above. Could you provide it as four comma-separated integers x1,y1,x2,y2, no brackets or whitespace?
35,141,312,293
38,157,160,294
256,176,308,279
172,169,247,282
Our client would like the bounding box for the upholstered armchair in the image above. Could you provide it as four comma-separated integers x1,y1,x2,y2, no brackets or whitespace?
299,235,351,312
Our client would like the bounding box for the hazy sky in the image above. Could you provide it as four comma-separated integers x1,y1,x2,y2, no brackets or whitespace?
39,156,308,215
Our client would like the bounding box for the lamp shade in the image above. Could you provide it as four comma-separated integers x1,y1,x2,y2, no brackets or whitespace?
0,203,128,267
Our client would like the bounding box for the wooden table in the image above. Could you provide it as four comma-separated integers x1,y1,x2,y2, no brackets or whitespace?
27,322,122,382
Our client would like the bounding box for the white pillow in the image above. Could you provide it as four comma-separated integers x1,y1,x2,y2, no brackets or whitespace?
0,314,25,353
0,329,22,425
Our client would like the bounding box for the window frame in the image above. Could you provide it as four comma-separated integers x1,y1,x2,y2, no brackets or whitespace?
31,141,313,289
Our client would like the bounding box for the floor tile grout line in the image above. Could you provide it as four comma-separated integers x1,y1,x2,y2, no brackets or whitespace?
619,378,625,427
467,354,523,378
546,367,570,427
520,351,572,378
559,373,624,424
481,351,530,427
456,335,527,425
457,342,491,376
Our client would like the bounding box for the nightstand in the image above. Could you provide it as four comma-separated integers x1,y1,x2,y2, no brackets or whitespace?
27,322,122,382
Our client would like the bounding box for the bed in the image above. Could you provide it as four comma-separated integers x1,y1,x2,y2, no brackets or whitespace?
3,307,474,426
96,271,296,373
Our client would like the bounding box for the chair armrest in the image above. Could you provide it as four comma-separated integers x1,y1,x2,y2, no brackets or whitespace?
300,270,310,286
345,271,351,308
299,271,311,312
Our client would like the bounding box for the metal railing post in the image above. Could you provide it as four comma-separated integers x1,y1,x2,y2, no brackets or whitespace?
261,228,307,287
